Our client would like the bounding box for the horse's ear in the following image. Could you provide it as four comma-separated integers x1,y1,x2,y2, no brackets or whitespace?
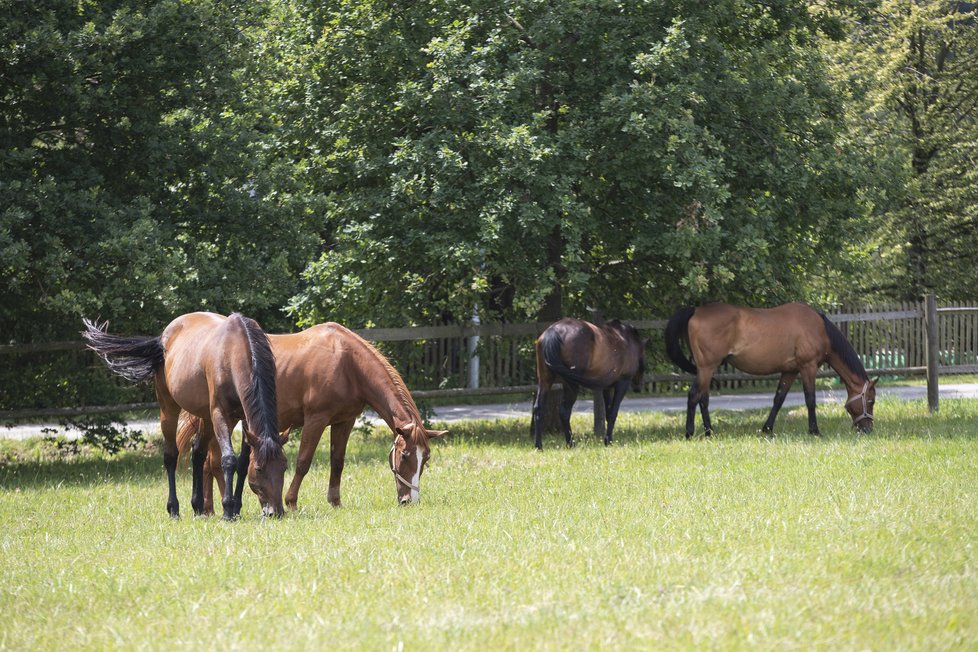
427,429,448,438
870,376,880,387
279,429,291,444
395,423,416,439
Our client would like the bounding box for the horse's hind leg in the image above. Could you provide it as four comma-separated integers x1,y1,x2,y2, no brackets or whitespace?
603,380,629,446
531,350,556,449
559,382,579,447
686,370,714,438
157,388,181,518
762,372,798,434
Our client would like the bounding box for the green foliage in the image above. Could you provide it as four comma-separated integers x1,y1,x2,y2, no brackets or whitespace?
0,0,320,340
282,0,864,326
823,0,978,303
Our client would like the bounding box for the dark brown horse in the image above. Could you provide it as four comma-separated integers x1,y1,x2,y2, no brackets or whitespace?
532,318,646,449
82,312,286,519
178,321,446,512
665,302,877,438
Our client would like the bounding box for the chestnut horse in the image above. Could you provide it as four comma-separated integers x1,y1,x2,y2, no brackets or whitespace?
532,318,646,449
178,321,446,511
665,302,877,438
82,312,286,518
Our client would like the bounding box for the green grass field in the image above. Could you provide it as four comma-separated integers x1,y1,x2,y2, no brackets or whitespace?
2,398,977,650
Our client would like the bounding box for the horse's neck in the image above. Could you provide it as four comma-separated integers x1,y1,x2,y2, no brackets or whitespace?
826,351,867,395
353,350,418,428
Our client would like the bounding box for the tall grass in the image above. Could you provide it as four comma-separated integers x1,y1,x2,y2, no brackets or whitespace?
1,399,977,649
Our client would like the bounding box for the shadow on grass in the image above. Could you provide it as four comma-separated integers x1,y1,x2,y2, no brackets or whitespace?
4,400,977,490
435,400,978,450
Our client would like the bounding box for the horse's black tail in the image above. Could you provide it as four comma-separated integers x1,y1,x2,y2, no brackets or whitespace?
230,313,283,467
665,307,698,374
539,327,603,389
81,319,165,383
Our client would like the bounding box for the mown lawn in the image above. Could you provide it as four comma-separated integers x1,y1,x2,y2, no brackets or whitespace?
1,398,977,650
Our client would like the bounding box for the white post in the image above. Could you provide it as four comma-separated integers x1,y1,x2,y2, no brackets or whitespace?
468,307,480,389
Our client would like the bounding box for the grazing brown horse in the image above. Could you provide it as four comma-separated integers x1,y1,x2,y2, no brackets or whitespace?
82,313,286,519
665,302,877,438
532,318,646,449
178,321,446,511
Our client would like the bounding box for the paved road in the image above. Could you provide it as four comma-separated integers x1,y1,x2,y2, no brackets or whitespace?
4,383,977,441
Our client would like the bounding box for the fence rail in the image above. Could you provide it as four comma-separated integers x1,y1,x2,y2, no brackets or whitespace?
2,296,976,420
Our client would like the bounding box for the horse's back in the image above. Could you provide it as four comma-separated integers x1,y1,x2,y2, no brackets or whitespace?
161,312,262,416
689,302,828,373
270,322,372,425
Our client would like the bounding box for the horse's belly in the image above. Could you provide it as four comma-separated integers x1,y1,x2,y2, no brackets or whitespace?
728,347,798,375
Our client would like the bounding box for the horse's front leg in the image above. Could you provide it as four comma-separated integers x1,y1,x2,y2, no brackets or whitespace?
231,428,251,518
190,434,208,516
800,368,820,435
762,372,798,434
603,381,629,445
210,409,239,520
285,417,327,510
327,420,355,507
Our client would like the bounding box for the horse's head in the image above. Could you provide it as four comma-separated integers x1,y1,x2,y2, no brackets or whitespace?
246,436,288,517
845,378,878,433
389,422,447,505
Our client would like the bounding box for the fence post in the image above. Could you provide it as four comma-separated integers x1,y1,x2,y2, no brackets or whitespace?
925,293,939,413
467,307,480,390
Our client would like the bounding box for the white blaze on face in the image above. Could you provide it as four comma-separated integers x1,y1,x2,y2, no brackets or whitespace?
409,450,422,503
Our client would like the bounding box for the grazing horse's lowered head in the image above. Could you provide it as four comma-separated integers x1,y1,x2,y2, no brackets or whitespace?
389,421,446,505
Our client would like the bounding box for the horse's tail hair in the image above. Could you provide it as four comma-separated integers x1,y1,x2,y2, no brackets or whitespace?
665,307,698,374
539,327,603,389
81,319,165,383
176,412,204,462
230,313,284,468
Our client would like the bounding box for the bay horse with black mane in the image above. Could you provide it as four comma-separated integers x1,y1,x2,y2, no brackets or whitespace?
177,321,447,512
665,302,877,438
532,318,646,449
82,312,286,519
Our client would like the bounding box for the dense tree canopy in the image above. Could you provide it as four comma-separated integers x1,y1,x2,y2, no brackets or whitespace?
2,0,975,347
825,0,978,303
281,0,865,327
0,0,319,341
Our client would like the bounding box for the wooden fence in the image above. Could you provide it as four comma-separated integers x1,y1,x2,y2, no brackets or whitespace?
2,295,976,420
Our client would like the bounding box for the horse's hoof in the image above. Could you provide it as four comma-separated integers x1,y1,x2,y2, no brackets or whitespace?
604,438,612,446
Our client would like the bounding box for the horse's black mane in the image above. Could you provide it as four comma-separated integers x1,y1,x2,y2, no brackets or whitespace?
820,313,869,381
233,313,285,467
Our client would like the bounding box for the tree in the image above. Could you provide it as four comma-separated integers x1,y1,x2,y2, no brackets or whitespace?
825,0,978,302
284,0,864,328
0,0,319,343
